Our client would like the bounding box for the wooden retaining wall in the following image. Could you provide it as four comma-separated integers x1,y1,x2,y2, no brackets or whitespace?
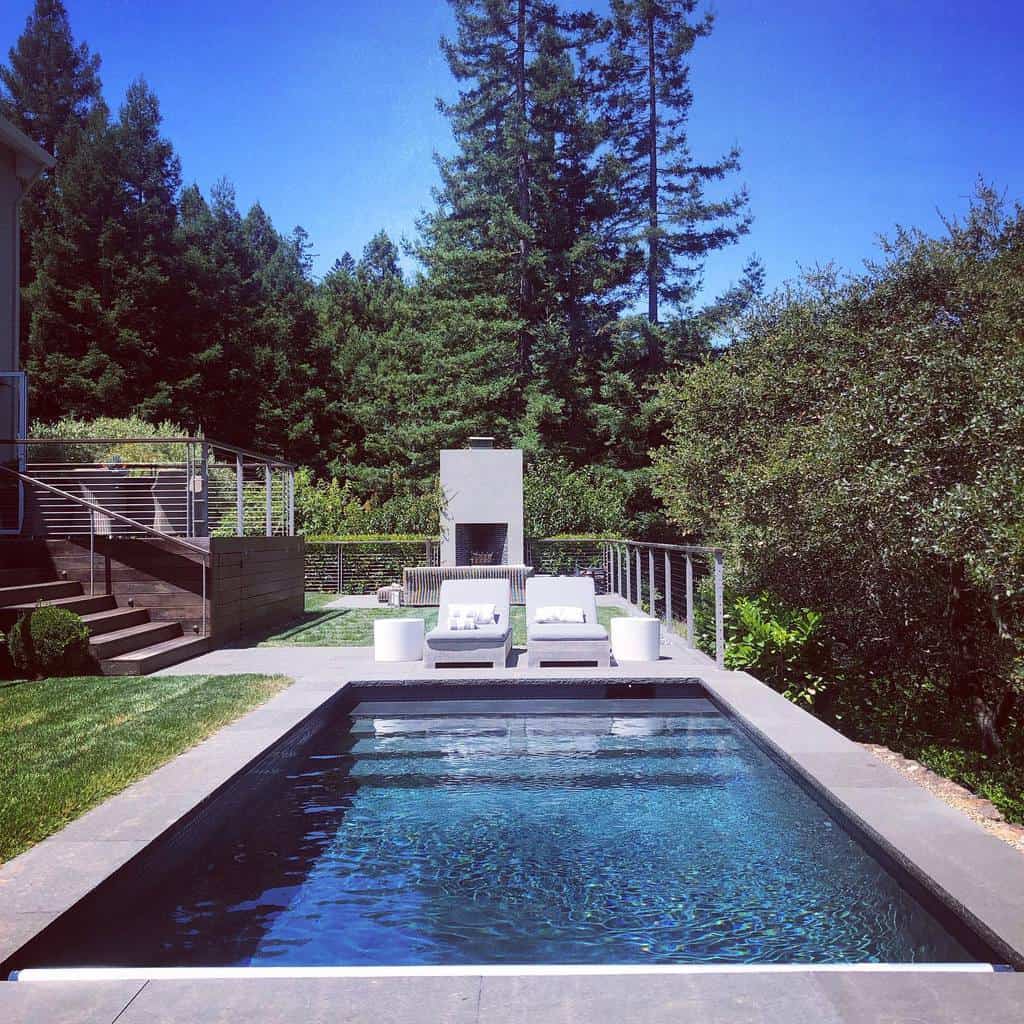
1,536,304,642
3,537,206,630
208,536,305,642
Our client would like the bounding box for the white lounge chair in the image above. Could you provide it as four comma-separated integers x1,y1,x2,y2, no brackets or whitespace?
424,579,512,669
525,575,610,668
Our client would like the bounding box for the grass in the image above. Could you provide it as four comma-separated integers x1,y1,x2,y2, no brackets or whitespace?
261,594,626,648
0,672,288,862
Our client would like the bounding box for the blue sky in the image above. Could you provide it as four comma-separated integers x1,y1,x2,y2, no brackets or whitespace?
2,0,1021,301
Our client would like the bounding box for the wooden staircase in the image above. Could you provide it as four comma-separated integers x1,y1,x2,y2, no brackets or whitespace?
0,574,210,676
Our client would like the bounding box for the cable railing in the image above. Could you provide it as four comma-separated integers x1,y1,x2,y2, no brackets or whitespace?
0,462,210,634
2,437,295,540
604,539,726,668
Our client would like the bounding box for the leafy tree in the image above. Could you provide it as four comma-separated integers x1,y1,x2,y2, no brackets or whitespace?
652,185,1024,752
602,0,750,322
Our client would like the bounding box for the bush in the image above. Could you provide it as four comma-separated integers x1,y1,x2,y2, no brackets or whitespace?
9,607,91,678
29,415,189,465
0,629,14,680
293,468,441,537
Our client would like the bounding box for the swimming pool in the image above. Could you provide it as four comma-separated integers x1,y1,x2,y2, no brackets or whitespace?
10,690,995,968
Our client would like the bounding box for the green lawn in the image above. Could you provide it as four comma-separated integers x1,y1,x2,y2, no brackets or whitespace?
0,673,288,862
261,595,625,647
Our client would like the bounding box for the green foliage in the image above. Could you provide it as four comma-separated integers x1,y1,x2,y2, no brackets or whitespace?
0,629,15,680
10,607,91,678
602,0,751,321
524,458,633,536
29,414,188,463
725,595,830,706
8,614,34,676
294,468,441,537
653,185,1024,751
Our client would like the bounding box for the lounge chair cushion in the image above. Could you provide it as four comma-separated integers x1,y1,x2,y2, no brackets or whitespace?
527,622,608,642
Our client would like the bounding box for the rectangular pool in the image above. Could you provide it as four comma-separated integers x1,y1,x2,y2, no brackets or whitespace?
10,690,995,968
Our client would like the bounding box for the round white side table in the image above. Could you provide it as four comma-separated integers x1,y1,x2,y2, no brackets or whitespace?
610,616,661,662
373,618,425,662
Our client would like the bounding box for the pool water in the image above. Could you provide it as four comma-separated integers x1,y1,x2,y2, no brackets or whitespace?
31,697,981,966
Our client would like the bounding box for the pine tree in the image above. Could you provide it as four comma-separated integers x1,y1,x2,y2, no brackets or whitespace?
603,0,750,323
0,0,102,154
1,0,104,332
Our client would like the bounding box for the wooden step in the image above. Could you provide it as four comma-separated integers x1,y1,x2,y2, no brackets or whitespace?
80,606,151,637
89,621,182,660
0,580,82,607
0,568,53,587
100,635,212,676
0,593,116,628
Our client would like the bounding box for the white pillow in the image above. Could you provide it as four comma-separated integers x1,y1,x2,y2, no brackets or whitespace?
450,602,496,625
534,605,586,624
447,610,478,631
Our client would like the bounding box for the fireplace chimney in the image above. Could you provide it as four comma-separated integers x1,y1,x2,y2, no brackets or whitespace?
439,441,524,566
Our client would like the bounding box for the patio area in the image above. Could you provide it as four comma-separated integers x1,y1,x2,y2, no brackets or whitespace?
1,616,1023,1022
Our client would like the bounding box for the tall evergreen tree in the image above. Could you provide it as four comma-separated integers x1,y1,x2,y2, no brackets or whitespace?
603,0,750,323
0,0,101,154
1,0,104,332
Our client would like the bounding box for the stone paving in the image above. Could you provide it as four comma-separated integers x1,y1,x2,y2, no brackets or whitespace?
1,607,1023,1022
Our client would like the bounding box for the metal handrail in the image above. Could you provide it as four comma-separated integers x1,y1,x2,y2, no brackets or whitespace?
621,539,725,556
0,436,296,469
0,463,209,562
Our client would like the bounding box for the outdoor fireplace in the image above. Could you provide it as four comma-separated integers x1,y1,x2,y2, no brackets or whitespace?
440,438,524,566
456,523,509,565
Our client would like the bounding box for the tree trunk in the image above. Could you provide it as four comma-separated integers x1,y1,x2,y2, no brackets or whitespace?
948,563,1003,754
646,8,658,324
515,0,531,374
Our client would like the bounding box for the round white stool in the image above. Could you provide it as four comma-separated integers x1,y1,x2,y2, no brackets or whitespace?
373,618,425,662
610,616,661,662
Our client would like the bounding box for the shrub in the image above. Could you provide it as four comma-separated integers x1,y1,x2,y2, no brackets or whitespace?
8,613,33,676
29,415,189,465
9,607,91,678
0,629,13,680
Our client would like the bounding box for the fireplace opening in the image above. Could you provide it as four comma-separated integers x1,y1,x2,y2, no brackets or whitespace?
456,523,509,566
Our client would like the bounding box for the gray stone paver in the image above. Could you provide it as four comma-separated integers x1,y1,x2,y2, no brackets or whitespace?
116,976,480,1024
2,630,1023,1020
0,979,145,1024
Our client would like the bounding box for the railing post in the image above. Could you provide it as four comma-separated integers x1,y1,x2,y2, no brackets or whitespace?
264,463,272,537
664,549,672,628
89,509,95,596
196,441,209,538
714,550,725,669
185,442,193,537
288,468,295,536
624,544,632,605
635,545,642,608
235,453,244,537
339,542,345,595
685,553,694,647
647,546,656,617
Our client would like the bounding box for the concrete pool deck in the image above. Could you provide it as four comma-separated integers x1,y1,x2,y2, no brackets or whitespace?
1,625,1023,1021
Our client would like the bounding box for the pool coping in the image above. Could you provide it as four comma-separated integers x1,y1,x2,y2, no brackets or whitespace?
1,657,1023,1022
